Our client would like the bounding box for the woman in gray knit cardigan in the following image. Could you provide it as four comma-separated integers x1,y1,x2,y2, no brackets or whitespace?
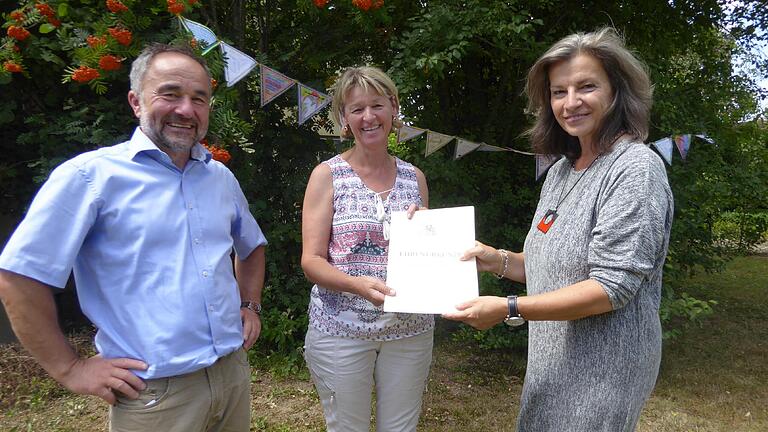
444,27,674,432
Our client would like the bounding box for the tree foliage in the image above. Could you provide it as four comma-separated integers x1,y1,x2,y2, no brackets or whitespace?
1,0,766,357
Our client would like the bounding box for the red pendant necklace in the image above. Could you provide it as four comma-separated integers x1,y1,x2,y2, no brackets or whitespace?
537,154,602,234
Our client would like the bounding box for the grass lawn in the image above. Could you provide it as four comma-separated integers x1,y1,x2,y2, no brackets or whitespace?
1,255,766,431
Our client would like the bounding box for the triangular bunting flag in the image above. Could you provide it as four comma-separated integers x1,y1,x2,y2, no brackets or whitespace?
260,65,295,107
674,134,691,160
180,17,220,55
454,139,482,160
425,131,455,156
220,42,258,87
297,83,331,125
695,134,715,145
535,154,561,181
652,137,674,166
476,144,508,152
398,125,426,143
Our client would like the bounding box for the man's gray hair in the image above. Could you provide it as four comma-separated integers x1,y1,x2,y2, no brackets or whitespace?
129,43,212,96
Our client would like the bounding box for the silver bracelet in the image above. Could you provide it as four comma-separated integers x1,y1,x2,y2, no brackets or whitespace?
496,249,509,279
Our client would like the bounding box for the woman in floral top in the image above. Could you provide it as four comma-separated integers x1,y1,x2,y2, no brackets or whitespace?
301,66,434,432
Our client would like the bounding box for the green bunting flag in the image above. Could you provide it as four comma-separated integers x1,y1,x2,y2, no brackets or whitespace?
398,125,427,143
454,139,482,160
425,131,455,156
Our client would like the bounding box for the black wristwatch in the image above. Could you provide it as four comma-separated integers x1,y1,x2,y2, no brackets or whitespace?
240,301,262,315
503,295,525,327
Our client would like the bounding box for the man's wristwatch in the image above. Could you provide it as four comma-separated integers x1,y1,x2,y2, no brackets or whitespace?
503,295,525,327
240,301,262,315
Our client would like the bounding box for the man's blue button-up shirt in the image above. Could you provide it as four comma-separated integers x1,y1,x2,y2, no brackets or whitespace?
0,128,267,379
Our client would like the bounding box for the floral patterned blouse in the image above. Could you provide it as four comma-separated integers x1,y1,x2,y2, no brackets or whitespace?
308,154,435,340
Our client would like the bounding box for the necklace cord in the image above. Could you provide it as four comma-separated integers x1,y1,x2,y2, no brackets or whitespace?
553,154,602,211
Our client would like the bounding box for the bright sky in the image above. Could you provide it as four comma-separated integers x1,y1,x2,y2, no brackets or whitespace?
724,1,768,111
759,47,768,111
751,34,768,111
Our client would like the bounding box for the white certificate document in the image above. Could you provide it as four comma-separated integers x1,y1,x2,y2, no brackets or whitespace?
384,206,478,314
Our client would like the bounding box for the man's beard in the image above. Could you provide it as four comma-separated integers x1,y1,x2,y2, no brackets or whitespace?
140,113,201,154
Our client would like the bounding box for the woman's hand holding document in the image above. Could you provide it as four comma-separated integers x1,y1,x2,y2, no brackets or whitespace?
384,206,478,314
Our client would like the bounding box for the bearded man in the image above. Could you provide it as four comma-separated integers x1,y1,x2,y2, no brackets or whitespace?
0,43,267,432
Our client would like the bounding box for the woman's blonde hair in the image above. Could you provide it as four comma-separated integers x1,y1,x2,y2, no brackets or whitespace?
525,27,653,159
330,66,402,139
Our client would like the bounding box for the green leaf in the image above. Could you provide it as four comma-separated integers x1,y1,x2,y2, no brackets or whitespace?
58,3,69,17
39,23,56,34
39,49,66,66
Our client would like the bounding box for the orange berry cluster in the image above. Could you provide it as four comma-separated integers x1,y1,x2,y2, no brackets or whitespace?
166,0,198,15
71,65,100,83
35,3,60,27
108,27,132,46
352,0,383,11
35,3,55,18
167,0,185,15
106,0,129,13
98,54,122,71
3,61,23,73
313,0,329,7
87,35,108,48
202,142,232,164
7,25,31,41
10,11,25,22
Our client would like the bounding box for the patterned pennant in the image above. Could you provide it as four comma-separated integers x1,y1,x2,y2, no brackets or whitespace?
398,125,426,143
298,83,331,125
652,137,674,166
695,134,715,144
425,131,455,156
260,65,295,107
674,134,691,160
476,144,507,152
535,154,561,181
454,139,482,160
220,42,258,87
180,17,220,54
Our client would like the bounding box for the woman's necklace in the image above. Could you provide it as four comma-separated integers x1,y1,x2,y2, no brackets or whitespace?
537,154,602,234
373,187,394,240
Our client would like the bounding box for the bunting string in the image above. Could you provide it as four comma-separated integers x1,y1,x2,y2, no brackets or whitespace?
399,125,714,180
178,18,714,181
180,17,331,125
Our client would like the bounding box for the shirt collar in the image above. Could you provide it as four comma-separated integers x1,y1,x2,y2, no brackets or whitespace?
128,127,212,164
190,141,212,163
